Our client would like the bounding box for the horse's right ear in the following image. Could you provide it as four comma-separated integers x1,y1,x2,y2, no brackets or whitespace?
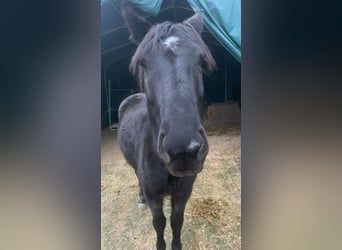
121,1,152,44
184,10,204,35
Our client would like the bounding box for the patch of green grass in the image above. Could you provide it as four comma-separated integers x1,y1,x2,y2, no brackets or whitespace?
225,160,241,176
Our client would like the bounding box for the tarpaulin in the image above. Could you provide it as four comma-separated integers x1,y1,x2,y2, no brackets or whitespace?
129,0,241,62
187,0,241,62
129,0,162,16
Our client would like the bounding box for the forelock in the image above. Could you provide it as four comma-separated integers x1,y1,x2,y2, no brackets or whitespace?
129,19,216,85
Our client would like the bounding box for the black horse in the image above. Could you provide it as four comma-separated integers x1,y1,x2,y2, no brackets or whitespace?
118,3,216,250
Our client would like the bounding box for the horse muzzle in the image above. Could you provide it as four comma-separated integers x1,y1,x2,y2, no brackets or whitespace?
157,126,209,176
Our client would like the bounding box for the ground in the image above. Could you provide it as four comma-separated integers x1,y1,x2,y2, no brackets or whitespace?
101,122,241,250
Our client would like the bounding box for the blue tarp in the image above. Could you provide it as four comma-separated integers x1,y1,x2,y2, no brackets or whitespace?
187,0,241,62
128,0,162,16
129,0,241,62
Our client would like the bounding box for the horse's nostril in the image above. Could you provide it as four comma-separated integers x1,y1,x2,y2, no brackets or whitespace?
187,140,202,156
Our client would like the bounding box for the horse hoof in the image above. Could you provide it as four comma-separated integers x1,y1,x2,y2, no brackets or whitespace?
138,202,147,210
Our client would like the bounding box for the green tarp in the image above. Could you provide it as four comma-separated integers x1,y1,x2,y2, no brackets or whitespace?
129,0,241,62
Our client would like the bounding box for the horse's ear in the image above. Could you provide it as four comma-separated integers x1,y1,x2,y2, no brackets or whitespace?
121,1,152,44
184,10,204,35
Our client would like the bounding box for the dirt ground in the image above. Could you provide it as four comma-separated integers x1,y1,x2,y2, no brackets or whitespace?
101,122,241,250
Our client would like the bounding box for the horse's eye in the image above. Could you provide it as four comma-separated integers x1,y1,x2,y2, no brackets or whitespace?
138,58,147,68
199,54,205,67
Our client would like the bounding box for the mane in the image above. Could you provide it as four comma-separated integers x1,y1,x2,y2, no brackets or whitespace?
130,21,216,91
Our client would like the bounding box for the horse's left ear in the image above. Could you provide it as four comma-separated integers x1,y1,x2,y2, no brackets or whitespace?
121,1,152,44
184,10,204,35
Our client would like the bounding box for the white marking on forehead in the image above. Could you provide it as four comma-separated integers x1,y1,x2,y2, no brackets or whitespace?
163,36,179,50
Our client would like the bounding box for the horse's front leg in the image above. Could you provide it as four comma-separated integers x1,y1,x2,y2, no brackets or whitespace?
138,181,147,209
135,170,147,209
170,195,188,250
148,197,166,250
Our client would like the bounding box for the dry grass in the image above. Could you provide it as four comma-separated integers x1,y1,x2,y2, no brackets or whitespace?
101,121,240,249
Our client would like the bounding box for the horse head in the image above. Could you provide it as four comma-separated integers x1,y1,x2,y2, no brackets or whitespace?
122,3,216,177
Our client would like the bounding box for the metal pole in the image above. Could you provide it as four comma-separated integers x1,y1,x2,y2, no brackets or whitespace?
224,55,227,101
108,79,111,128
